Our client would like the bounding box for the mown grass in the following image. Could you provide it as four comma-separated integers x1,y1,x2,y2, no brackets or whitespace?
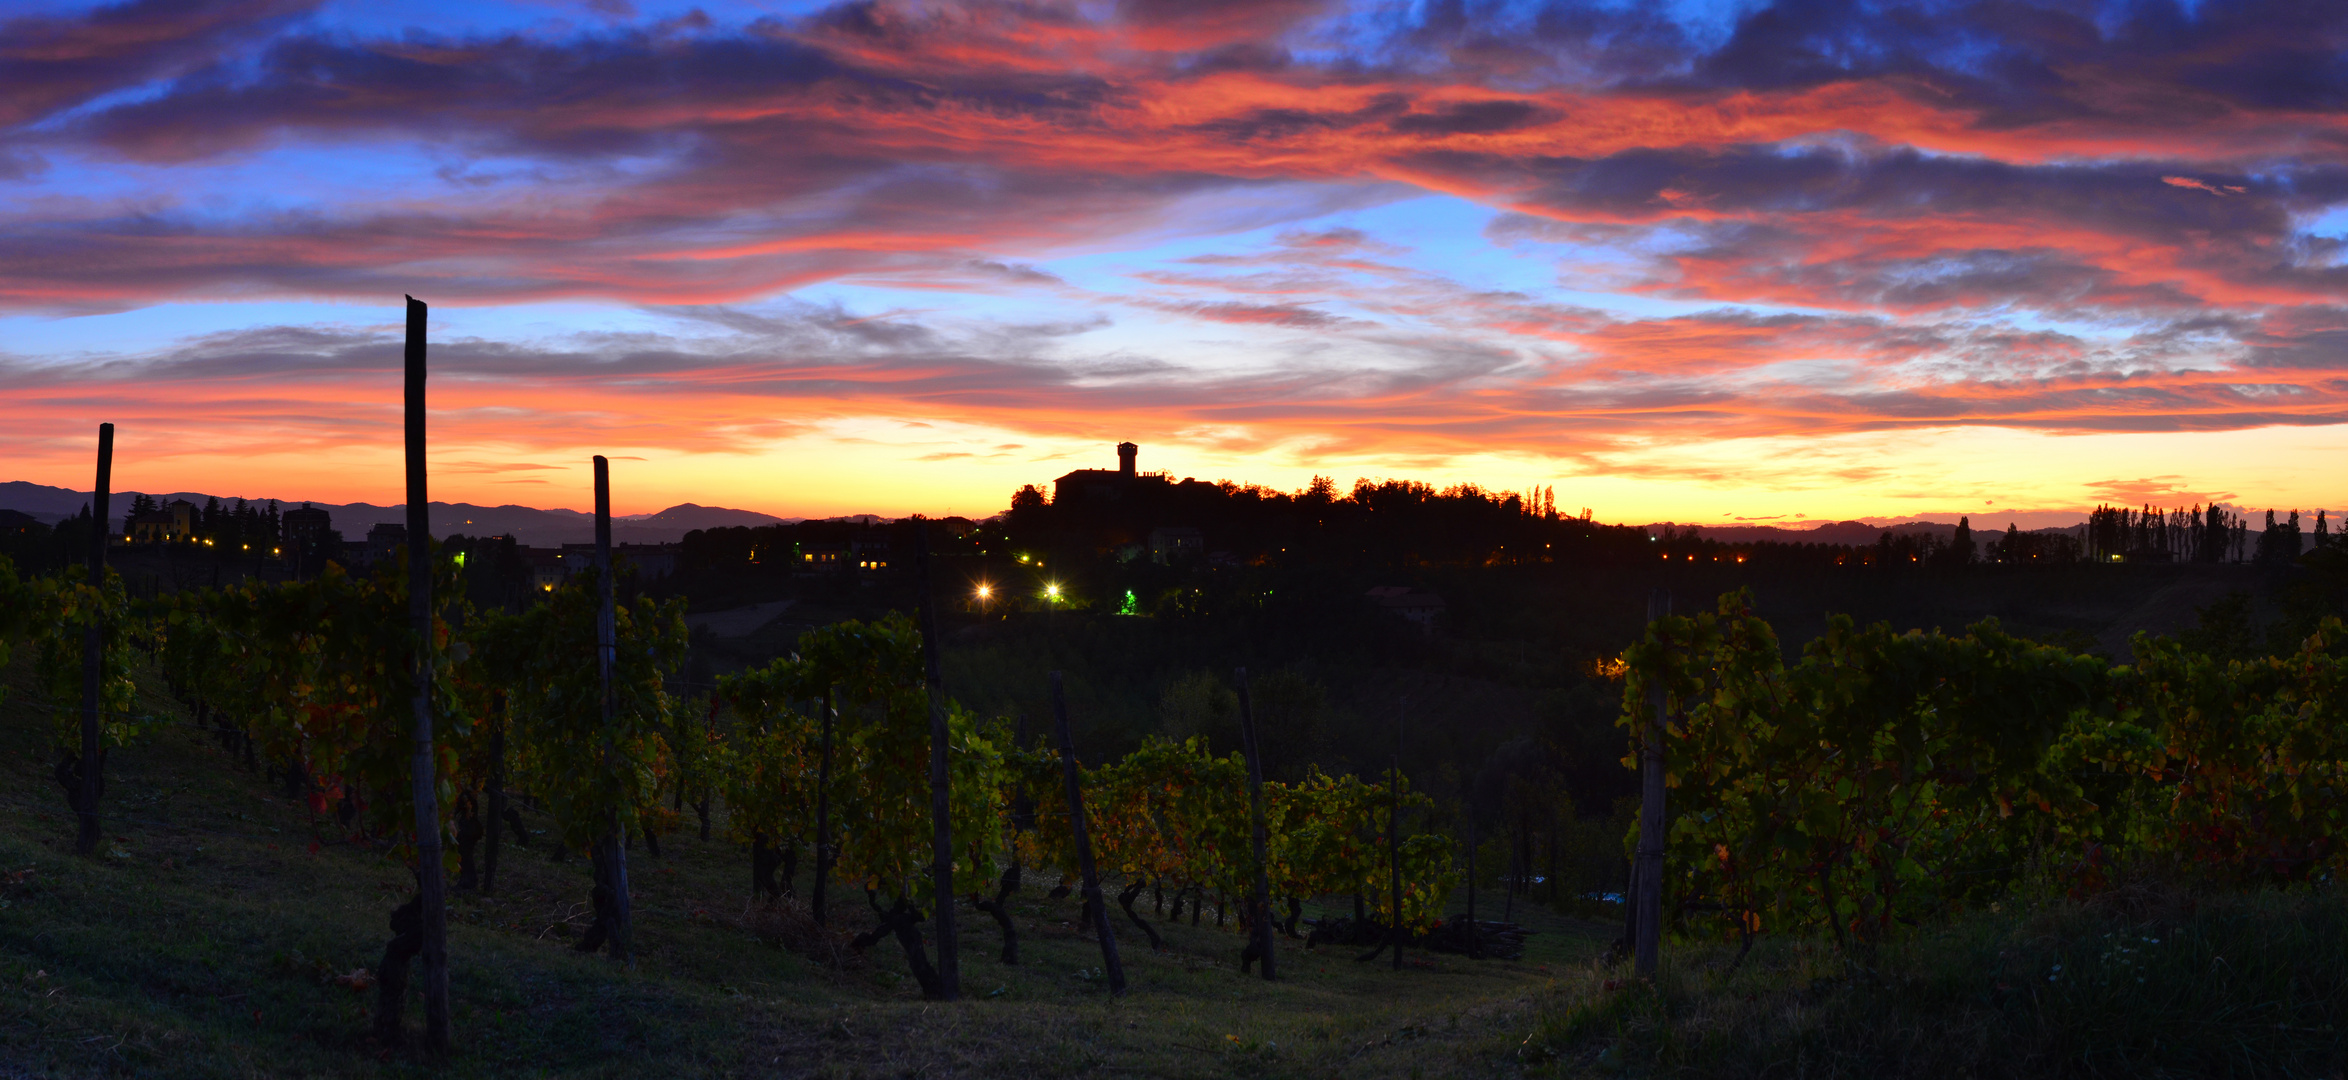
5,650,2343,1078
1521,889,2348,1078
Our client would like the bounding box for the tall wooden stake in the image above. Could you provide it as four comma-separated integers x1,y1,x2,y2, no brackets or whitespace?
1233,668,1276,980
404,296,452,1053
1464,809,1479,959
1634,588,1671,979
812,684,833,927
1391,699,1404,971
482,697,505,896
593,455,633,964
1503,818,1516,922
1050,672,1126,993
912,525,959,999
73,423,113,856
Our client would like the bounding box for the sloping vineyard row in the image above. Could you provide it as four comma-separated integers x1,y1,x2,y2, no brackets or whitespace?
1625,588,2348,952
0,549,1460,1006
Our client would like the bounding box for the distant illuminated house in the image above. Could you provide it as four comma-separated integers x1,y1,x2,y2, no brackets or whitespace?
524,547,567,591
527,543,679,588
1149,526,1202,564
129,499,197,543
615,544,677,579
851,531,891,576
796,542,848,578
1366,586,1444,637
365,522,407,565
281,504,331,546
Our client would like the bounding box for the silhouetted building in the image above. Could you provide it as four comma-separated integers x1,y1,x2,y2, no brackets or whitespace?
1367,586,1444,638
282,504,331,546
850,530,892,575
795,542,848,578
130,499,197,543
366,522,407,565
616,543,677,579
546,542,679,583
1054,441,1172,505
524,547,568,591
1149,526,1202,564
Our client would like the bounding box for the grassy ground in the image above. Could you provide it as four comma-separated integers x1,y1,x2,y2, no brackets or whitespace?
1522,888,2348,1079
0,655,1615,1079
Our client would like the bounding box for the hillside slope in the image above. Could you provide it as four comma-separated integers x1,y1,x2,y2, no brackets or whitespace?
0,654,1602,1079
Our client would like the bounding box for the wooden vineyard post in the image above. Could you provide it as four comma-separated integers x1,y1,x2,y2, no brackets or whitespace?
403,298,453,1053
1049,672,1126,994
1390,699,1404,972
482,696,506,897
912,525,959,1000
73,422,113,856
1233,667,1275,981
812,684,833,927
1463,808,1479,959
592,455,633,964
1503,818,1515,923
1634,588,1671,980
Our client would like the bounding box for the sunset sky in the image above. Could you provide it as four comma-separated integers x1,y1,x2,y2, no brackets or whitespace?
4,0,2345,527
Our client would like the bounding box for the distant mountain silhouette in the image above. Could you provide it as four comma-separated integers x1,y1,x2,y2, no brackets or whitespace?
1644,520,2086,546
0,481,786,546
617,502,796,531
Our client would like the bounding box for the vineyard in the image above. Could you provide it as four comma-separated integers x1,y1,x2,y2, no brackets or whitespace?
1624,589,2348,952
4,530,2348,1075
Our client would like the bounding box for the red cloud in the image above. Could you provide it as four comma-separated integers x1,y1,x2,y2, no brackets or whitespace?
3,0,2348,506
2162,176,2248,196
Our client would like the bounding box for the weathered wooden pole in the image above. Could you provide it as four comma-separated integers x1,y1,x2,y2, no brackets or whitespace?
1503,817,1516,922
593,455,633,964
1050,672,1126,994
1390,698,1404,972
912,524,959,999
73,423,113,856
1634,588,1671,979
482,694,506,896
1233,667,1276,981
1464,808,1480,959
404,296,452,1052
812,684,833,927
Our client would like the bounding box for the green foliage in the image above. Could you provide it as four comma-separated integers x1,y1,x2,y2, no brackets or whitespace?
1271,767,1453,931
720,614,1004,908
1626,591,2111,945
28,569,141,749
501,568,687,851
1625,588,2348,950
155,555,471,841
2061,622,2348,885
711,651,820,850
0,554,22,685
1065,738,1456,932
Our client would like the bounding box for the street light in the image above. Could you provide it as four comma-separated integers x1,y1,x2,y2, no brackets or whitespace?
974,582,993,613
